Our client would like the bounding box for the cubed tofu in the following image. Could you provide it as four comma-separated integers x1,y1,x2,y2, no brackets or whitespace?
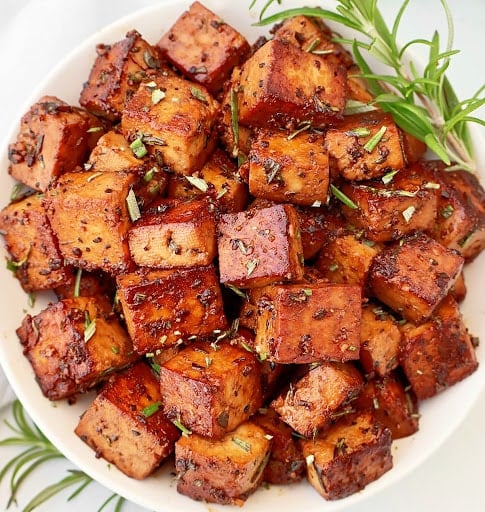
271,362,363,438
44,169,137,274
294,204,332,260
79,30,167,120
315,232,383,288
217,204,304,288
121,74,219,175
354,374,419,439
400,130,427,163
8,96,101,191
253,408,305,485
399,295,478,399
427,160,485,261
128,198,216,268
116,265,227,355
300,411,392,500
157,1,250,94
325,111,405,181
254,283,362,364
167,148,248,213
248,128,329,206
16,296,137,400
238,39,346,128
359,303,401,378
54,269,116,301
175,420,272,505
75,362,179,479
272,15,354,69
159,341,262,439
339,164,439,242
368,233,464,323
0,193,72,292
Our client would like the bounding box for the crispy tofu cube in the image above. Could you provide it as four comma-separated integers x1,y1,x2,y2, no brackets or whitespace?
0,193,72,292
121,74,219,175
368,233,464,323
401,130,427,163
79,30,167,120
300,411,392,500
167,149,248,213
359,303,401,378
44,170,137,274
355,374,419,439
175,420,271,505
248,128,329,206
127,198,216,268
325,112,405,181
159,341,262,439
7,96,101,191
399,295,478,399
75,362,179,479
255,283,362,364
294,205,331,260
272,15,354,69
253,408,305,485
54,269,116,301
316,232,383,287
339,164,439,242
427,160,485,261
217,204,304,288
116,265,227,355
271,362,363,438
238,39,346,129
16,296,137,400
157,1,250,94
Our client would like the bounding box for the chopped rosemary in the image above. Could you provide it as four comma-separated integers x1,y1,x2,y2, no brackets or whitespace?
345,126,371,138
224,283,248,299
330,184,358,209
73,267,82,298
381,169,399,184
173,417,192,436
141,402,161,417
363,126,387,152
185,175,209,192
143,166,158,182
230,87,240,157
232,436,251,452
83,312,96,343
287,121,311,140
402,205,416,223
151,88,166,105
343,99,378,115
441,204,455,218
86,126,103,133
126,188,141,222
246,259,259,276
129,135,147,158
190,86,209,104
305,38,321,53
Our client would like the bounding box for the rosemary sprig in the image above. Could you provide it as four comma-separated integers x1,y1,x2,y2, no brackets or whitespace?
249,0,485,172
0,400,125,511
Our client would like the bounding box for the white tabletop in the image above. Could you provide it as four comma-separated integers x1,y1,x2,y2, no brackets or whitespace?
0,1,484,511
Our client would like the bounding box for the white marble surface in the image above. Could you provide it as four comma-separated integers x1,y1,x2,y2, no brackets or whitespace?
0,0,484,510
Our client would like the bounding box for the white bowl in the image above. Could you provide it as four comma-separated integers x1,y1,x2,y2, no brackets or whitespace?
0,1,484,511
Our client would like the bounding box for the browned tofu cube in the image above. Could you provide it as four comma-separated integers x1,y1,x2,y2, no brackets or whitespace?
128,198,216,268
253,408,305,485
271,362,363,438
325,111,405,181
0,193,72,293
340,164,439,242
399,295,478,399
359,303,401,378
300,411,392,500
272,15,354,69
255,283,361,364
238,39,346,129
75,362,179,479
159,341,262,439
157,1,250,94
248,128,329,206
368,233,464,323
167,149,248,213
54,269,116,301
116,265,227,355
427,160,485,261
400,130,427,163
217,204,304,288
294,204,332,260
354,374,419,439
175,420,271,505
121,74,219,175
16,296,137,400
316,232,383,288
44,170,137,274
79,30,167,120
8,96,101,191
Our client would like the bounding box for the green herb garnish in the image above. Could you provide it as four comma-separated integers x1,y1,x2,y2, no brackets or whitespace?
126,188,141,222
330,184,358,209
141,402,161,418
